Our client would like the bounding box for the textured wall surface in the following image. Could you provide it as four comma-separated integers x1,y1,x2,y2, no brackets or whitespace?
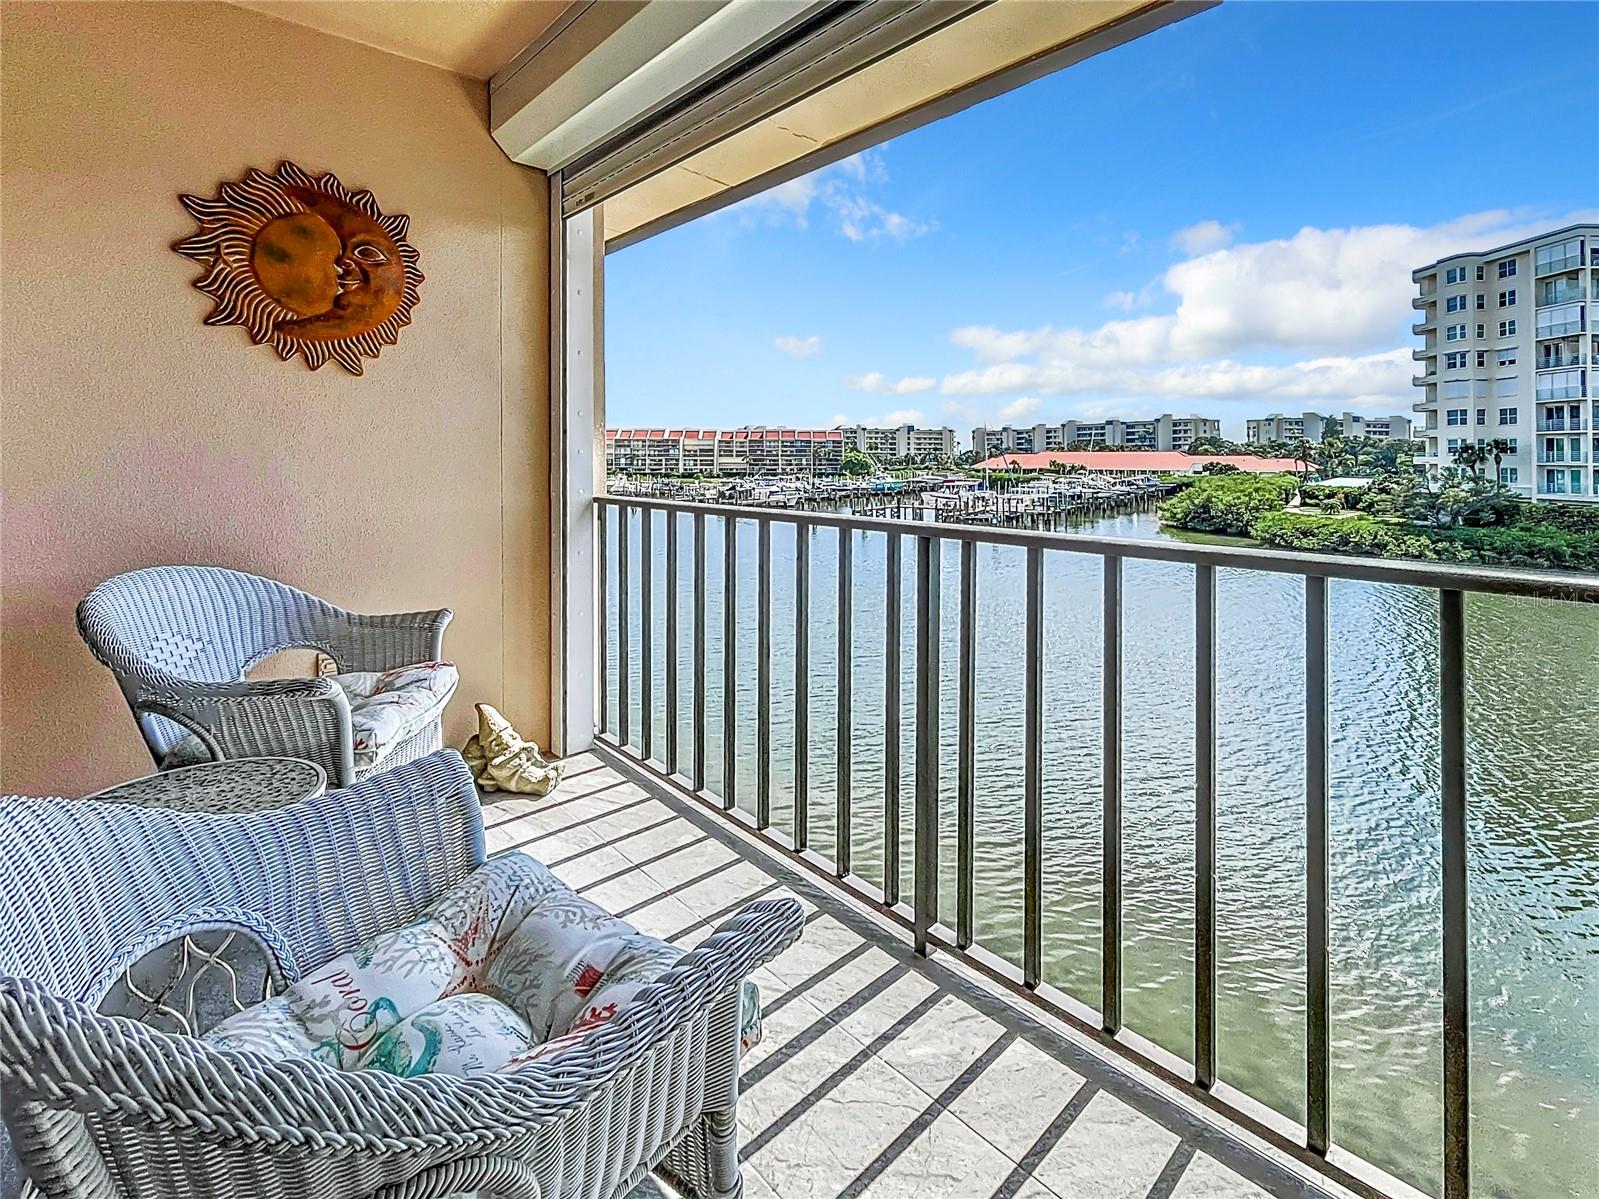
1,0,551,793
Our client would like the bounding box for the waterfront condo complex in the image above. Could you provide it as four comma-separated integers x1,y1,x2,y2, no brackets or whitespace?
1245,411,1413,444
606,427,847,475
971,413,1221,457
1412,223,1598,501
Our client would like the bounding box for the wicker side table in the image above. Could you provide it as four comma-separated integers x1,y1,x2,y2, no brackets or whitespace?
83,756,327,813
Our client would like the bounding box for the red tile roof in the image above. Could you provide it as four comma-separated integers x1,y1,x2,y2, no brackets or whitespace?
972,451,1302,473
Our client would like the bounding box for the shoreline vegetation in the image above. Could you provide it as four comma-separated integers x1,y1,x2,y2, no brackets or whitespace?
1155,471,1599,573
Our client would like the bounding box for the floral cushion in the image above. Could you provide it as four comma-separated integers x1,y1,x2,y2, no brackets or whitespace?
204,853,763,1080
333,660,457,771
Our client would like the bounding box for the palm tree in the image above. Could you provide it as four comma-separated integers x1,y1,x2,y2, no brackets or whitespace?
1290,438,1315,482
1452,442,1485,479
1484,437,1513,484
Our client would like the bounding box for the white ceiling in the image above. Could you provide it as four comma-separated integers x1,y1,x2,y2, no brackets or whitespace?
231,0,573,80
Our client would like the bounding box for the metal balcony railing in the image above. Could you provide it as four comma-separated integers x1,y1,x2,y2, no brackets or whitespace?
1537,353,1588,369
1536,418,1588,430
596,495,1599,1199
1536,450,1588,464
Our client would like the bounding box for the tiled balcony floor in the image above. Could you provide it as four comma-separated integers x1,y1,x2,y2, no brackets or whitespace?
484,752,1343,1199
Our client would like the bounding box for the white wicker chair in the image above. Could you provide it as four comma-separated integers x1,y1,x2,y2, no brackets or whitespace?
77,566,456,787
0,751,802,1199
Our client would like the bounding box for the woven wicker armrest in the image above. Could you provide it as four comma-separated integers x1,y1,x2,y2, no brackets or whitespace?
327,608,453,673
132,677,353,777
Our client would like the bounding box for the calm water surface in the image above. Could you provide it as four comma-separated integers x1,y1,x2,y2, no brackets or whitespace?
602,507,1599,1199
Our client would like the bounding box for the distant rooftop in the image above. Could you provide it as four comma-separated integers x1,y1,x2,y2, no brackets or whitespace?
973,451,1301,474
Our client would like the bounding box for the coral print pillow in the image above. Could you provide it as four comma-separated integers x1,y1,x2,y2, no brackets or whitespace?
204,853,761,1080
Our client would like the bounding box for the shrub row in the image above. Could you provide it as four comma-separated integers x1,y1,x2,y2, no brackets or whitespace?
1251,512,1599,572
1157,473,1297,536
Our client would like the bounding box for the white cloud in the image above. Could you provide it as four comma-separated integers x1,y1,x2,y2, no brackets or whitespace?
830,408,927,428
725,150,936,245
918,208,1597,413
1171,219,1240,255
846,371,937,395
997,396,1042,421
774,334,821,358
1103,290,1138,311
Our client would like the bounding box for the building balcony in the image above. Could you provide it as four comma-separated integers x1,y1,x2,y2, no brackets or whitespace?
1411,320,1434,335
1535,252,1583,276
1537,353,1588,370
1536,318,1585,339
597,496,1599,1199
1536,418,1589,432
1412,293,1436,309
1411,347,1436,362
1537,449,1589,464
1411,373,1435,386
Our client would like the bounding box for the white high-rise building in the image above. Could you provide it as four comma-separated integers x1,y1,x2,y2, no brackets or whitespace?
1412,224,1597,502
836,423,955,462
1246,411,1413,444
970,413,1220,456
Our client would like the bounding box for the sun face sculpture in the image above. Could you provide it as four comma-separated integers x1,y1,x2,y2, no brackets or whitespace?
174,162,422,375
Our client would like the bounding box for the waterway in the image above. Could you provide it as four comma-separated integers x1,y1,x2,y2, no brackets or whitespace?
602,507,1599,1198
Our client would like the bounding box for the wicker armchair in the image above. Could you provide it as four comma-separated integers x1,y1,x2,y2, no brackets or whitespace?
0,751,804,1199
0,751,485,1199
77,566,455,787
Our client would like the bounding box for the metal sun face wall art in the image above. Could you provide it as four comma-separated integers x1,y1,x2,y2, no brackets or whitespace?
174,162,422,375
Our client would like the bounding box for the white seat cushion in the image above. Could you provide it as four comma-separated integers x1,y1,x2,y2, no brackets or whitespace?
331,660,457,771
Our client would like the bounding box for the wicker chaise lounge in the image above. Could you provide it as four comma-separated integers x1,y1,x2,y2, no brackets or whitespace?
0,751,802,1199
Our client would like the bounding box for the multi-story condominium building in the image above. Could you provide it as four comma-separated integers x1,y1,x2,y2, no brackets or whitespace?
1412,224,1598,502
836,423,956,462
605,427,844,475
1246,411,1413,445
971,413,1220,456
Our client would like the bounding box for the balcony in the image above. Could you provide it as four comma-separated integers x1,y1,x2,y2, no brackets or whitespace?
512,752,1332,1199
1535,251,1583,276
1537,353,1588,370
599,496,1599,1199
1537,317,1585,339
1412,292,1435,309
1536,279,1585,307
1411,347,1435,362
1537,449,1588,464
1410,319,1434,335
1536,418,1589,432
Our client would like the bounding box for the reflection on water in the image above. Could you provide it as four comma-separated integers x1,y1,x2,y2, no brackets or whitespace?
603,507,1599,1198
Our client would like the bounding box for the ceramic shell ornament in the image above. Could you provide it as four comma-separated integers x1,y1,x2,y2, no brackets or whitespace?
174,162,422,374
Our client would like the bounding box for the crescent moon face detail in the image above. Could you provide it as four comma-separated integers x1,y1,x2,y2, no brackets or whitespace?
174,162,423,375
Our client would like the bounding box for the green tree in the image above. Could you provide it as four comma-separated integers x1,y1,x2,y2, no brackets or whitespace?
839,448,874,477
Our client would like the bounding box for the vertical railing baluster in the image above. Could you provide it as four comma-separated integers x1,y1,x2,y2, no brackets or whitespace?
598,502,610,737
618,506,632,750
1440,589,1469,1199
914,535,942,955
837,528,853,876
692,514,706,793
957,539,977,950
794,522,811,849
1023,546,1044,989
757,519,772,830
640,511,653,762
723,515,738,811
1103,554,1123,1034
1306,574,1331,1155
666,513,679,775
884,531,903,905
1195,563,1218,1090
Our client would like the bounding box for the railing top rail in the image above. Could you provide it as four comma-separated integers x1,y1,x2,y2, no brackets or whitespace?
598,494,1599,603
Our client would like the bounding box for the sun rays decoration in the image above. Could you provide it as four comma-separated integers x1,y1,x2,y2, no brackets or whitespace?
174,162,422,375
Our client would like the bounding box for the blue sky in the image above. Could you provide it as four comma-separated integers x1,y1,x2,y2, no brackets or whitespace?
606,1,1599,444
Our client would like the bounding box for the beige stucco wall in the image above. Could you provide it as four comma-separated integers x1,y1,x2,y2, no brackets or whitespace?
0,1,552,793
